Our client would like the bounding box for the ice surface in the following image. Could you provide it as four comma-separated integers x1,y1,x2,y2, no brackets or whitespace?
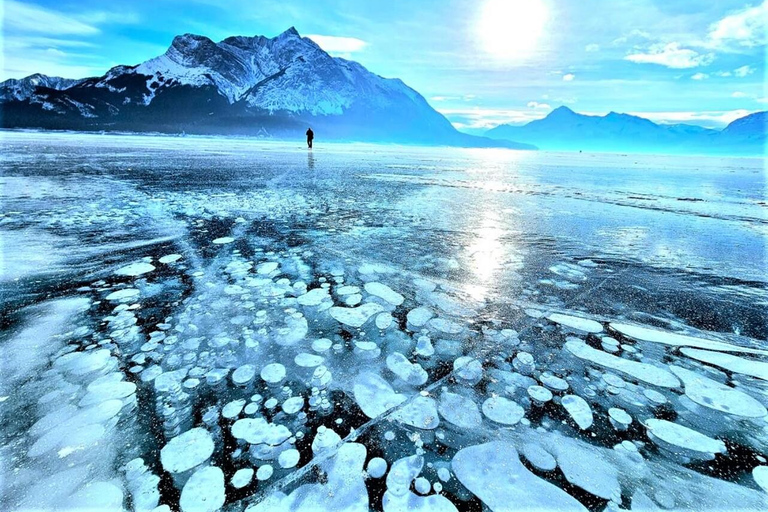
453,442,587,511
4,135,767,512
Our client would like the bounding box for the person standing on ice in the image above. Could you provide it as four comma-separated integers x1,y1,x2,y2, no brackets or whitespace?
306,127,314,149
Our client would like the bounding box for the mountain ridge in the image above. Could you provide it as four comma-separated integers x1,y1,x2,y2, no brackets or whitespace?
0,28,533,149
485,106,765,155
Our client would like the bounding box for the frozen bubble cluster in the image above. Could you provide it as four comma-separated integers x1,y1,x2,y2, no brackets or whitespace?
2,135,767,512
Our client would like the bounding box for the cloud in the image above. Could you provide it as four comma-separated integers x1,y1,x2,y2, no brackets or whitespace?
708,1,767,49
714,70,732,77
562,73,575,81
625,42,714,69
306,35,367,56
731,91,748,98
691,72,708,80
438,107,547,130
733,65,755,77
3,0,101,35
527,101,551,110
585,44,600,52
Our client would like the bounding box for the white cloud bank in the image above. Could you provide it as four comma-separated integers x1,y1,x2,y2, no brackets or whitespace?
306,35,367,56
625,42,714,68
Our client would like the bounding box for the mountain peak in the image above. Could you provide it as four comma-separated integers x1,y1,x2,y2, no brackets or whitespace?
277,27,300,39
547,105,576,118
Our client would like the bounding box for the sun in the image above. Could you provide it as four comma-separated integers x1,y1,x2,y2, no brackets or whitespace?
477,0,548,61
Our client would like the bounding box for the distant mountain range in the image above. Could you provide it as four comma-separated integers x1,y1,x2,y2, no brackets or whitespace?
485,106,766,155
0,28,532,149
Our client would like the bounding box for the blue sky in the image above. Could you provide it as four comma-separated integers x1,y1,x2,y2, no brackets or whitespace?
3,0,765,130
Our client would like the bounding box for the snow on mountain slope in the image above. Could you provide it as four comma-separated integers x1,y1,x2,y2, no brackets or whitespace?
0,74,84,101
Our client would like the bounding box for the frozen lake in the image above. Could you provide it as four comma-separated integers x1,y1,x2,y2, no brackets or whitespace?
1,131,767,511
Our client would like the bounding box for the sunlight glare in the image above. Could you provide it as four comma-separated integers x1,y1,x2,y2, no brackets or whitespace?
477,0,548,61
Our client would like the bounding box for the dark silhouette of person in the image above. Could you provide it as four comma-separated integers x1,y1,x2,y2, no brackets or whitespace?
306,127,314,149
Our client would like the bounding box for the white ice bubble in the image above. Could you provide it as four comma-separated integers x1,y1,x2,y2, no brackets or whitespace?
386,353,428,386
392,396,439,430
294,353,324,368
644,418,727,456
438,392,481,429
561,394,593,430
282,396,304,415
548,313,603,333
330,303,385,328
367,457,388,478
232,364,256,386
453,442,586,511
670,365,767,418
106,288,140,302
353,372,407,418
364,282,404,306
521,443,557,472
231,468,254,489
610,322,768,356
680,348,768,381
297,288,330,307
212,237,234,244
407,307,434,328
159,254,182,264
256,465,273,481
161,428,214,474
752,466,768,493
261,363,286,384
565,340,680,388
278,448,300,469
116,262,155,277
527,385,553,404
482,396,524,425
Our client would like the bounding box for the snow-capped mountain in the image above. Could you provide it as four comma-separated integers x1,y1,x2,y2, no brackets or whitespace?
485,106,765,155
0,73,84,102
0,28,532,148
